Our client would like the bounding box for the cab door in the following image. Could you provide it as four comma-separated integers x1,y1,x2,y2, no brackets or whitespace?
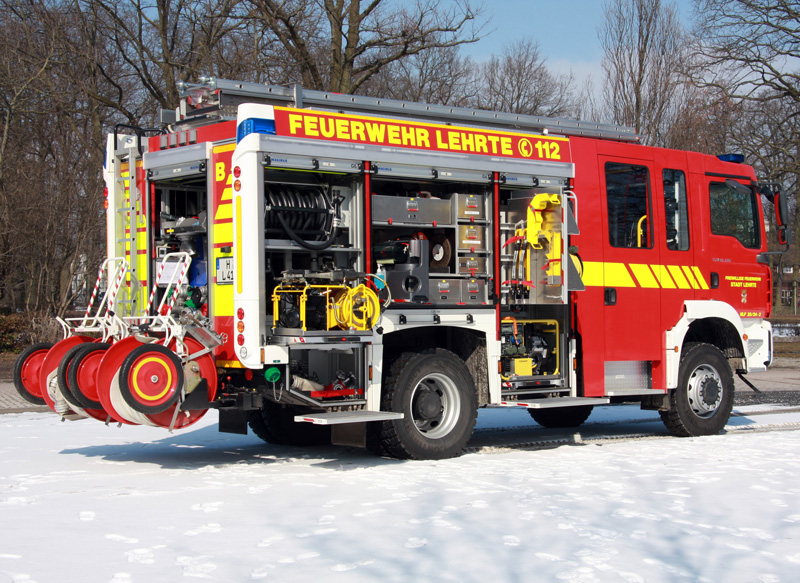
700,174,769,318
599,152,663,391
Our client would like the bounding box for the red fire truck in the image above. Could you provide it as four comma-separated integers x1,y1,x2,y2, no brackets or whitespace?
12,78,789,459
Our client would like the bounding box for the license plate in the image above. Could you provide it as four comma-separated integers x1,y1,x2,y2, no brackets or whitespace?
216,257,234,284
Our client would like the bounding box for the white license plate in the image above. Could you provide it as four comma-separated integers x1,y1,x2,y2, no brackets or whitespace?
216,257,234,284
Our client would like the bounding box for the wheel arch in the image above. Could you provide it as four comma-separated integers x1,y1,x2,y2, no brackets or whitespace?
382,324,490,406
665,301,745,389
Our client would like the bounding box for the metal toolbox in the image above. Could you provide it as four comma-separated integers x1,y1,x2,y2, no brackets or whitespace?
457,255,487,275
431,278,462,305
457,194,486,220
461,278,488,304
372,194,451,225
457,225,487,250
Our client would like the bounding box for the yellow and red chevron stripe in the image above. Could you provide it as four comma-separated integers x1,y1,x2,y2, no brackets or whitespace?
582,262,709,290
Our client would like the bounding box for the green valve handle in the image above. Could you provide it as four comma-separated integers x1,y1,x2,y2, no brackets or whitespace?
264,366,281,383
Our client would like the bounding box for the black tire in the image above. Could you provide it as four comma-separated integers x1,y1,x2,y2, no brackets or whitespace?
365,422,388,457
248,401,331,446
375,349,478,460
56,344,90,410
67,343,110,410
13,342,53,405
660,342,734,437
118,344,184,414
527,405,593,428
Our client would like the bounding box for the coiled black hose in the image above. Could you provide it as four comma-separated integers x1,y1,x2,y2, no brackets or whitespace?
265,184,340,250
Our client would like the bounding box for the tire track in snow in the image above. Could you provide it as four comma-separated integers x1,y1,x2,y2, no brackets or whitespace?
466,408,800,454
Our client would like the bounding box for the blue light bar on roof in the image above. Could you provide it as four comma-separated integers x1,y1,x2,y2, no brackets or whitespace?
717,153,745,164
237,118,276,143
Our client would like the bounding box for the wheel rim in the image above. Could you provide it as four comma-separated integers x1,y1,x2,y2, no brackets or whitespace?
71,346,109,415
125,349,180,409
410,372,461,439
20,349,50,399
146,337,218,430
686,363,723,418
96,336,146,425
38,336,93,413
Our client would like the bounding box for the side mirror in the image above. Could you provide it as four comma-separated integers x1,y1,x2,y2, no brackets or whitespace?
776,190,792,245
757,181,792,246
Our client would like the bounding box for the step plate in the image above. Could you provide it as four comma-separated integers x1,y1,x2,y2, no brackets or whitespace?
295,411,405,425
498,397,610,409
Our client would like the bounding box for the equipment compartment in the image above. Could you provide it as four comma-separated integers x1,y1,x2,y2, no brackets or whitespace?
457,193,486,220
457,225,487,250
371,194,452,225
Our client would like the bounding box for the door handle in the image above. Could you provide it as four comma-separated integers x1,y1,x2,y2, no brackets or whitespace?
604,288,617,306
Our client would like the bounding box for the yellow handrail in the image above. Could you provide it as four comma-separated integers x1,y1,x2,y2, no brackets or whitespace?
637,215,648,248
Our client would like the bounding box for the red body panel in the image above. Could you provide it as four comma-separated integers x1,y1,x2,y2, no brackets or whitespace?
570,137,770,396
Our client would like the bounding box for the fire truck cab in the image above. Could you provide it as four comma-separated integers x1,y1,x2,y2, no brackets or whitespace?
13,78,786,460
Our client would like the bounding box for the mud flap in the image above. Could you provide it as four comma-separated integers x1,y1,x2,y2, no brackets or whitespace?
219,408,249,434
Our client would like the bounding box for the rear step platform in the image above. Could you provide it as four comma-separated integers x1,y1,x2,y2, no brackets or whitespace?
498,397,610,409
295,411,405,425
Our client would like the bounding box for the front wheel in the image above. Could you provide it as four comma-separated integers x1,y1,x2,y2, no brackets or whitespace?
376,349,477,460
660,342,734,437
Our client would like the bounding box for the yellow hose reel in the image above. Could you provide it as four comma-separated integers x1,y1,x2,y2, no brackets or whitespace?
328,284,380,331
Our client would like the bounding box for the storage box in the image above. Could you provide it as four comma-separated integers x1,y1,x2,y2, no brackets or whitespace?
431,278,462,305
457,256,487,275
372,195,451,225
457,194,486,220
461,278,488,303
457,225,487,250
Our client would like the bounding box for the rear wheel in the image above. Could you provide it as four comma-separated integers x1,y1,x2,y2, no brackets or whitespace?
660,342,734,437
376,349,477,460
13,343,53,405
527,405,593,428
248,402,331,446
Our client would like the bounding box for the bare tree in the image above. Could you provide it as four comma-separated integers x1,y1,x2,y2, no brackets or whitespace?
363,44,479,106
690,0,799,105
659,85,741,153
690,0,799,281
0,1,110,315
246,0,486,94
89,0,250,112
0,2,58,308
476,38,575,117
599,0,687,145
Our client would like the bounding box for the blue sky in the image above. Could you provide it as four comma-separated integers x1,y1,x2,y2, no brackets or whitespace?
463,0,697,81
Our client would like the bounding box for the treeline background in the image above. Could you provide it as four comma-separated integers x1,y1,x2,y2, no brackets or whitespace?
0,0,798,341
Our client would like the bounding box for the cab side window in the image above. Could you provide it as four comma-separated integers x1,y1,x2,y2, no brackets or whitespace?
663,169,689,251
606,162,653,249
709,181,760,248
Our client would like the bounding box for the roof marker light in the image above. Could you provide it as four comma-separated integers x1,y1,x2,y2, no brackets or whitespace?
717,153,745,164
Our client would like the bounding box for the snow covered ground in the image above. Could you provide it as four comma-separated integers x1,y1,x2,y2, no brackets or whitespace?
1,406,800,583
